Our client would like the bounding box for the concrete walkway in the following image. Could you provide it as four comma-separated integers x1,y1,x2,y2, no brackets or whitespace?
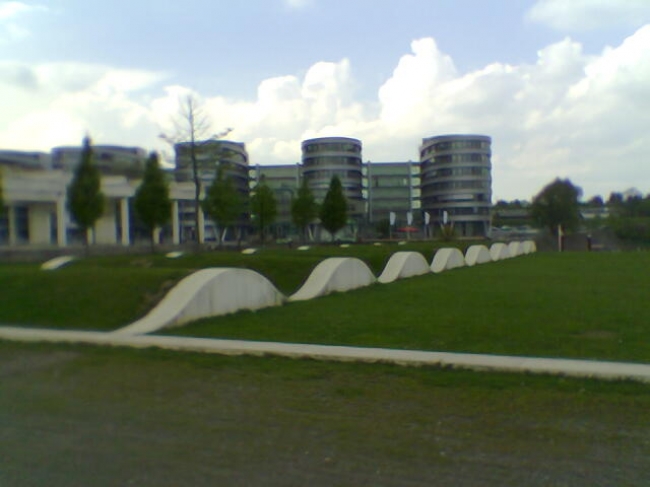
1,325,650,383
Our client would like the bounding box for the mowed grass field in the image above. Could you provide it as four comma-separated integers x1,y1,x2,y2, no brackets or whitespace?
1,246,649,362
1,341,649,487
169,251,650,363
2,249,649,485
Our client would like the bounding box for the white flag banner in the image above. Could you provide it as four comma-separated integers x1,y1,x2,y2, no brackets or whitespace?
389,212,396,226
424,212,430,225
406,211,413,225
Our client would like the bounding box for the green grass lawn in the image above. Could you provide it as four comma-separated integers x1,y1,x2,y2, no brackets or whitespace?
1,341,648,486
2,247,649,363
167,252,650,363
0,242,451,329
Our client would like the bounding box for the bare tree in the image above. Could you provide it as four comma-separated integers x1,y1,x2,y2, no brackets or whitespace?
160,95,231,244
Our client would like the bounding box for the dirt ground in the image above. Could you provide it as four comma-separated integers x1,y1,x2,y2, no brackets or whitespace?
1,342,649,487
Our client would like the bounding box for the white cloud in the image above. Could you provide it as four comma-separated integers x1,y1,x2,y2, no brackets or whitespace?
0,62,166,150
527,0,650,31
2,27,650,200
0,1,47,43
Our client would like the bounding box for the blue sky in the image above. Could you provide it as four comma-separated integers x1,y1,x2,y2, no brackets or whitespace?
1,0,650,200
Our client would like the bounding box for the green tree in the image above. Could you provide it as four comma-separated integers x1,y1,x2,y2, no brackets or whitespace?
530,178,582,235
319,175,348,241
67,136,104,249
291,178,317,243
250,181,277,244
134,152,172,251
202,165,242,245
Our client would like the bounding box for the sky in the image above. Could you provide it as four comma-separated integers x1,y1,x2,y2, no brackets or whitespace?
1,0,649,201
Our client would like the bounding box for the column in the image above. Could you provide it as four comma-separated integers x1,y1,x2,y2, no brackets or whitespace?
56,198,67,247
7,205,17,246
28,203,52,245
172,200,180,244
120,198,130,246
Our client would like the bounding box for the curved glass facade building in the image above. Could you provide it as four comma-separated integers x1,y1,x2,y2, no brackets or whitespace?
174,140,249,195
420,134,492,237
301,137,364,218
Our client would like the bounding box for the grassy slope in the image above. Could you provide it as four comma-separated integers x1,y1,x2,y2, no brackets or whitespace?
0,264,187,330
2,247,649,363
0,243,446,329
167,252,650,362
1,341,649,486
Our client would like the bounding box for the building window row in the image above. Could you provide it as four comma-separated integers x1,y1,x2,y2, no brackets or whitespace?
303,156,361,167
303,169,361,181
423,153,489,165
304,142,361,154
421,139,489,157
425,193,490,203
423,167,490,178
425,181,489,191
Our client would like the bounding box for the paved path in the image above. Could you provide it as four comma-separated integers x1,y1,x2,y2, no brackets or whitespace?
1,325,650,383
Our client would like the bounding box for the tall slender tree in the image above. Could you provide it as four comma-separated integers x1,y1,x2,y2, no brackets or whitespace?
202,165,242,246
67,136,104,249
134,152,172,251
160,94,231,244
291,178,317,243
319,175,348,241
250,180,277,245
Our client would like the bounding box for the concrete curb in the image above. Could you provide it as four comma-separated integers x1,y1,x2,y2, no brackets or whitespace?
1,326,649,384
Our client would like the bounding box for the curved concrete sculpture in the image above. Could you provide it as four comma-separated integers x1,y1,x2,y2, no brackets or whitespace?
430,247,466,273
508,241,523,258
116,268,285,335
289,257,376,302
41,255,75,271
522,240,537,254
465,245,492,267
378,251,431,284
490,242,510,261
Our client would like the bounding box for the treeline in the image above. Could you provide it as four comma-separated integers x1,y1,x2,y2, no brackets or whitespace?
607,193,650,243
494,179,650,244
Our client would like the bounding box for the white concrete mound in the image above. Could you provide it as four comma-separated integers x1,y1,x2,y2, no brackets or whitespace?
522,240,537,254
41,256,75,271
465,245,492,266
378,251,431,284
430,248,466,273
115,268,285,335
289,257,376,302
490,242,510,261
508,241,523,257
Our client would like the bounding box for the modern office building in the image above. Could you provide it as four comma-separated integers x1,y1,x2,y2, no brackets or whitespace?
174,140,249,194
174,140,250,242
420,134,492,237
0,150,51,171
366,161,420,226
301,137,365,220
251,164,301,239
1,132,496,248
52,145,147,177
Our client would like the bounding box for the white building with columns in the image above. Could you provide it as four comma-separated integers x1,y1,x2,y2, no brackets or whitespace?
1,153,201,248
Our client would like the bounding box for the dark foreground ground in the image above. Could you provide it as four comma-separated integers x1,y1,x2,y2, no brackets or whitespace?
1,341,649,487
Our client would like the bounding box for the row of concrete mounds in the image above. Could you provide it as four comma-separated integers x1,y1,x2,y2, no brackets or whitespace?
112,240,536,335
